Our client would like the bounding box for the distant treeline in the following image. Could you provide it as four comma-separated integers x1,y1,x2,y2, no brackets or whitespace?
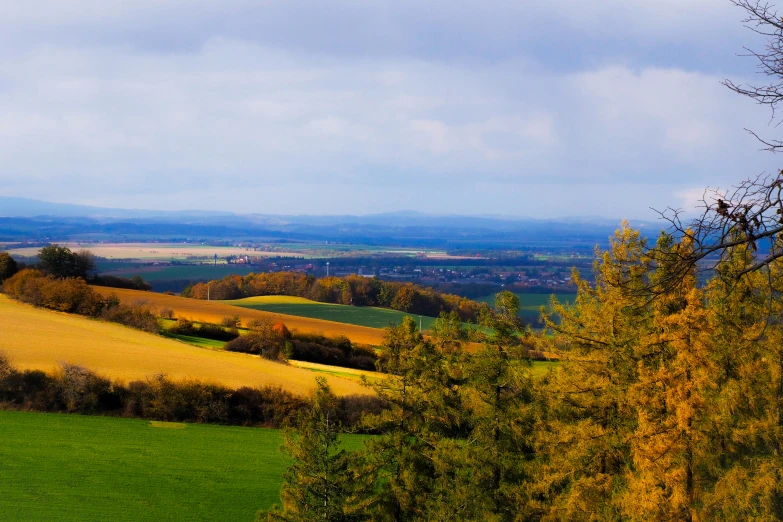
183,272,488,321
0,355,383,429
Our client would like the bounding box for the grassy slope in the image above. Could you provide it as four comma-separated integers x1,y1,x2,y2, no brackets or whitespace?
94,287,387,346
476,292,576,316
0,410,367,522
0,295,368,396
223,295,439,330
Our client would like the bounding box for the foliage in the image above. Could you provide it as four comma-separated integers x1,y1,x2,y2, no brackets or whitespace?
260,379,365,522
268,222,783,521
188,271,488,322
0,251,18,282
38,244,95,279
92,274,152,291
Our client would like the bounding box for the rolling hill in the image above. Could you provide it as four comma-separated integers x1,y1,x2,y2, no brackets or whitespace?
92,287,388,346
222,295,438,330
0,295,369,396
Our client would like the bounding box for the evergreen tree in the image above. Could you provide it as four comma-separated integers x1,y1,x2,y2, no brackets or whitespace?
259,378,361,522
459,290,539,521
359,316,441,521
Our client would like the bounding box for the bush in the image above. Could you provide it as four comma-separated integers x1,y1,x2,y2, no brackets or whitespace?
225,333,286,361
0,252,18,283
100,303,159,333
3,269,104,316
221,315,241,328
91,274,152,291
0,356,384,430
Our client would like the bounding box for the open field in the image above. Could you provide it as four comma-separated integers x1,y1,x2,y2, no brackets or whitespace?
223,295,439,330
0,410,367,521
98,262,256,281
5,242,305,261
0,295,368,396
95,287,389,346
476,292,576,315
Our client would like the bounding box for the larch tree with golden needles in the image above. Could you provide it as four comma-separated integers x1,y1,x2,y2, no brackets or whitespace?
618,233,712,521
699,240,783,520
538,223,654,520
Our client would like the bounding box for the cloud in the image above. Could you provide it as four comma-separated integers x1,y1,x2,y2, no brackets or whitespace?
0,1,778,218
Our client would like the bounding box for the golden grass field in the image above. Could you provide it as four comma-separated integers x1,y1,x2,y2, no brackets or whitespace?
94,287,388,346
4,242,302,260
227,296,324,305
0,295,369,396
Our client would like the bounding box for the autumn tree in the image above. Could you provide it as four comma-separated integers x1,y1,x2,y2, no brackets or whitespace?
37,245,95,279
0,252,17,283
538,223,654,520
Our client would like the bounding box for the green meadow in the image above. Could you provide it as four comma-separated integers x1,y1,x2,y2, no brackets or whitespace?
223,296,439,331
476,292,576,317
0,410,366,522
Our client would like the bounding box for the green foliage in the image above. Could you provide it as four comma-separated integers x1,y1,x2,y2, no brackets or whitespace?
267,222,783,521
259,379,364,522
38,244,95,279
0,251,18,282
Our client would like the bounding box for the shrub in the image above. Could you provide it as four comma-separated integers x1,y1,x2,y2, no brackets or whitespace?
0,252,18,283
91,274,151,291
100,303,159,333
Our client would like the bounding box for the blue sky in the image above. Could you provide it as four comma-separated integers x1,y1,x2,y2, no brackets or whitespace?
0,0,779,218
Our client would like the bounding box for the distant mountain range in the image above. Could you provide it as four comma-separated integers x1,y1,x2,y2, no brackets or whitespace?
0,197,665,249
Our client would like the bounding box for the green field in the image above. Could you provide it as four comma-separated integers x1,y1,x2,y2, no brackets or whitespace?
98,263,256,282
476,292,576,316
223,296,439,331
0,410,366,521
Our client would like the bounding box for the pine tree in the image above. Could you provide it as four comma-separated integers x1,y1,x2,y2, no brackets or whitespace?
259,378,361,522
458,290,539,521
359,316,441,521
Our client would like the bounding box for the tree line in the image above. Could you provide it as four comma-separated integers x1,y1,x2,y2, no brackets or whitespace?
183,272,488,322
262,223,783,521
0,355,382,429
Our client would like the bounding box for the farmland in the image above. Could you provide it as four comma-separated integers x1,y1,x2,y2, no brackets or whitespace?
93,287,389,346
0,410,367,521
223,295,439,330
98,262,256,282
476,292,576,316
0,295,369,396
4,242,305,262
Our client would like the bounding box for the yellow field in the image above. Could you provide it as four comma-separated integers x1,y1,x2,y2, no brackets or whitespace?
226,296,325,305
0,295,369,396
94,287,388,346
5,242,302,260
289,360,383,382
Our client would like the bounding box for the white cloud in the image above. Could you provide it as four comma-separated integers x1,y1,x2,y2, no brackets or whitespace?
0,0,777,217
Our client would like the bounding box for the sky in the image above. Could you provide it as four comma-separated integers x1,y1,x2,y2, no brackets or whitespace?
0,0,781,219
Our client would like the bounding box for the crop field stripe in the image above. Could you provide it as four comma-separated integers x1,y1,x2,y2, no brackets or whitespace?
95,287,388,346
0,410,367,521
223,296,439,330
0,295,369,396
